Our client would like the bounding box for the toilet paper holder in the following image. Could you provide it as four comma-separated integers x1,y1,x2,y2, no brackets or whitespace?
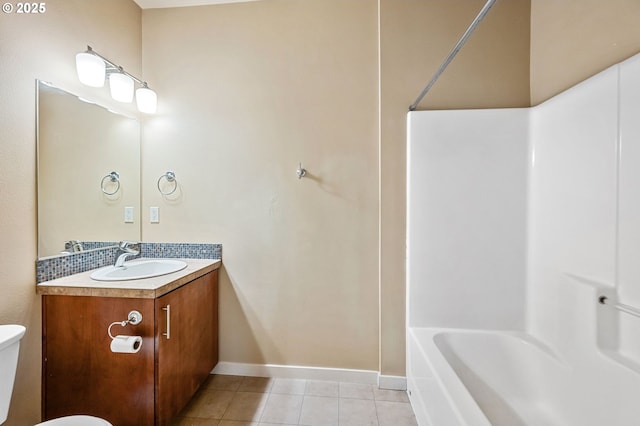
107,310,142,339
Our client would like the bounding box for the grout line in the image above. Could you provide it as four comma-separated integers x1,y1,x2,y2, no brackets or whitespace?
258,390,272,423
217,387,232,422
295,391,303,425
374,398,381,426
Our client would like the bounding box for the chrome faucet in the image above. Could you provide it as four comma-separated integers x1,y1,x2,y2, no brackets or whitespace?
64,240,84,253
114,241,140,267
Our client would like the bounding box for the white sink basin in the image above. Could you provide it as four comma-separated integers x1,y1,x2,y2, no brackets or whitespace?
90,259,187,281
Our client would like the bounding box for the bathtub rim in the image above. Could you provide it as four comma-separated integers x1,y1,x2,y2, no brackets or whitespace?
407,327,566,426
408,327,491,426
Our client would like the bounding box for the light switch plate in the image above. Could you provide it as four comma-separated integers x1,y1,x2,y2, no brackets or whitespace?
150,207,159,223
124,207,134,223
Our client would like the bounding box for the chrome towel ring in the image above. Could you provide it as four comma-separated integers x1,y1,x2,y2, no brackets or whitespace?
157,171,177,195
101,171,120,195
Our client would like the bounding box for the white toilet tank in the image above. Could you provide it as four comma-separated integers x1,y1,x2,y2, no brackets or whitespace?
0,325,26,425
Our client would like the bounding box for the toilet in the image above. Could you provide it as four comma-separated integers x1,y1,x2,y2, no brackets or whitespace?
0,325,111,426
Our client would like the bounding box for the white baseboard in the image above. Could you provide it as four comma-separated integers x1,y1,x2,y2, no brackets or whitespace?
212,362,380,385
378,375,407,390
211,362,407,390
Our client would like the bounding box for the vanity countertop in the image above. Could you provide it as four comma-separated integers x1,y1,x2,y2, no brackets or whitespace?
36,258,221,299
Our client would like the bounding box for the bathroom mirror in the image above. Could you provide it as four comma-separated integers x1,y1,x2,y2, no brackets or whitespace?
37,80,141,258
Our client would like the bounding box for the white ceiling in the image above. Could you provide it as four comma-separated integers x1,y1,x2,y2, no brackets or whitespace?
133,0,259,9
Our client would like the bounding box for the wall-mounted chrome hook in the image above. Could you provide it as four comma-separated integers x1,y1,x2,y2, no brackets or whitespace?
296,163,307,180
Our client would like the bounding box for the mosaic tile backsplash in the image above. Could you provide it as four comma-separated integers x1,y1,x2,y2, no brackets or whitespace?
36,242,222,284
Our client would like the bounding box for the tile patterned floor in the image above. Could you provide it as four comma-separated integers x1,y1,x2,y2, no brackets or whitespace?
172,375,418,426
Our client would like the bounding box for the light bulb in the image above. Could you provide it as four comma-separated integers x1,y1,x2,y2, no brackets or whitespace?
75,52,105,87
136,86,157,114
109,72,134,103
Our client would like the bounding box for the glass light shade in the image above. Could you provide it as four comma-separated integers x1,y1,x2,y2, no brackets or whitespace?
109,72,134,103
136,86,157,114
75,53,105,87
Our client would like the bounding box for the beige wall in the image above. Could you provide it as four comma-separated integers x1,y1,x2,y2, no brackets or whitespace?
0,0,141,423
531,0,640,105
141,0,380,370
140,0,532,379
379,0,531,375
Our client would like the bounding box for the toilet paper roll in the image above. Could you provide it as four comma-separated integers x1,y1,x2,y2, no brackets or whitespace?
110,335,142,354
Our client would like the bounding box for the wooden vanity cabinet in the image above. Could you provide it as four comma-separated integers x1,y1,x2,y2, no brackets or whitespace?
155,270,218,425
42,270,218,426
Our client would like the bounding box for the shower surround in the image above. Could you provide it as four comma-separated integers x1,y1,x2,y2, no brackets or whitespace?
406,53,640,425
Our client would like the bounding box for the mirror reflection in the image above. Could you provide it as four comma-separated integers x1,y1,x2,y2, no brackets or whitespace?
37,81,141,258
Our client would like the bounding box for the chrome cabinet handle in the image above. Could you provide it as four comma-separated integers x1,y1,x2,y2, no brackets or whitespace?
162,305,171,339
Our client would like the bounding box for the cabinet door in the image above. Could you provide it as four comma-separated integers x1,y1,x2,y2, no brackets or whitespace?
155,271,218,425
43,295,155,426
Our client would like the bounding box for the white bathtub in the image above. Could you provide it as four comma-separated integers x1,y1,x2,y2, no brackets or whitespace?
407,328,640,426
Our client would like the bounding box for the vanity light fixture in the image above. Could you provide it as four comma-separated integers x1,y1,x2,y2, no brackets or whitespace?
109,69,134,103
75,51,105,87
75,45,157,113
136,83,157,114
